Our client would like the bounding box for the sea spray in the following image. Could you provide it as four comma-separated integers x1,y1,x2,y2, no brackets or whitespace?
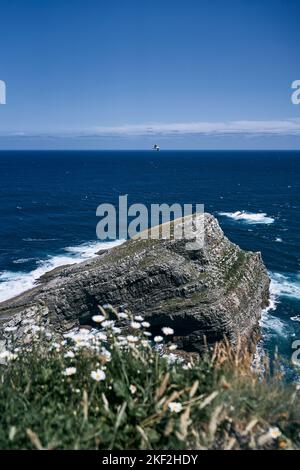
0,239,125,302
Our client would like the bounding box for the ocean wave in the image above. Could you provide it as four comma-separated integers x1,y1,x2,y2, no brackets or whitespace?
12,258,37,264
259,272,300,339
260,311,288,338
269,272,300,301
261,271,300,315
0,239,125,303
218,211,275,224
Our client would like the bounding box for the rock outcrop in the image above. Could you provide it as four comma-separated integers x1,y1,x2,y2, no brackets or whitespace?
0,213,270,352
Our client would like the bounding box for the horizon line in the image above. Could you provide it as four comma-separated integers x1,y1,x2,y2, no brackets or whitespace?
0,148,300,152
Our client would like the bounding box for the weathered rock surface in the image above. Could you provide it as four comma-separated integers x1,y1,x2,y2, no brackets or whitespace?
0,213,270,352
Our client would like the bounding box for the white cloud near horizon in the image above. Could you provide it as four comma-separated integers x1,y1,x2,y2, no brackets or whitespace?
3,118,300,138
90,119,300,137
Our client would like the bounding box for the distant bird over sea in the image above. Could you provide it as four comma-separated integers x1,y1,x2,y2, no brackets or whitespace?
152,144,160,151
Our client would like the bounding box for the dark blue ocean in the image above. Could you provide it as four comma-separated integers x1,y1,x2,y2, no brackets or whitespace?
0,151,299,373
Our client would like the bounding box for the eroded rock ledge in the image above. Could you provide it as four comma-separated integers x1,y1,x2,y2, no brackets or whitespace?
0,213,270,352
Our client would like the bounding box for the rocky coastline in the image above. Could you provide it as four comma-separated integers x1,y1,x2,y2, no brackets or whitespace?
0,213,270,353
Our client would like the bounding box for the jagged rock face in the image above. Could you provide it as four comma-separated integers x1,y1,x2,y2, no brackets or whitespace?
0,214,270,352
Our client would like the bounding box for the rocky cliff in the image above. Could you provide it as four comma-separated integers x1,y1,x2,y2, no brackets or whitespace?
0,213,270,352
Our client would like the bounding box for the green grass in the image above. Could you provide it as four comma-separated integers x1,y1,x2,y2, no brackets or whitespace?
0,309,299,450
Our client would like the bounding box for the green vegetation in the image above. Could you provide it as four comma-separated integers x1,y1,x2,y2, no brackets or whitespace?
0,307,299,450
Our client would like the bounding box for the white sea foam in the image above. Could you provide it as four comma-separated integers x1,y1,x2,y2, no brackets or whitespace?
259,272,300,339
12,258,37,264
269,272,300,301
260,310,287,336
218,211,275,224
263,296,277,314
0,239,125,303
260,284,280,336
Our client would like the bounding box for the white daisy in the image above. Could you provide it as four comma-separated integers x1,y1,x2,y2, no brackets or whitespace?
101,347,111,361
141,321,150,328
154,335,163,343
72,335,89,347
91,369,106,382
62,367,77,376
162,327,174,336
112,327,122,334
169,344,178,351
79,328,90,335
168,402,183,413
101,320,115,329
95,332,107,341
92,315,106,323
131,322,141,330
129,384,137,394
118,312,128,319
134,315,144,322
269,427,282,439
127,335,139,343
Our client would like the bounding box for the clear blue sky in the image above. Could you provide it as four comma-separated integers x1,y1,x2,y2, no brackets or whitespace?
0,0,300,149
